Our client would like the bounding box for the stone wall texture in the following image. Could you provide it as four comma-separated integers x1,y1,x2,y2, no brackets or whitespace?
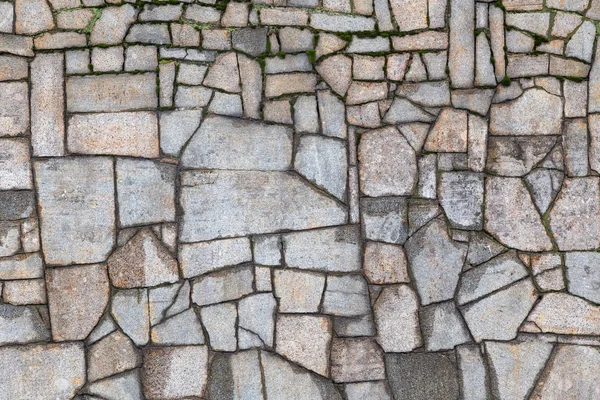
1,0,600,398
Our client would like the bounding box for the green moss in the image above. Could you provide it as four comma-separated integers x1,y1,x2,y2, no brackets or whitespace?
533,34,548,47
82,8,102,34
494,0,506,11
306,49,316,65
500,75,511,86
215,0,229,11
276,51,286,58
565,76,585,82
338,32,353,42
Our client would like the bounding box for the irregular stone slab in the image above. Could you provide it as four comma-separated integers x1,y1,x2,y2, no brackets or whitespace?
526,168,563,215
449,0,475,88
261,351,343,399
0,138,32,190
529,293,600,335
383,97,436,124
424,108,468,152
484,177,552,251
331,338,385,383
46,264,109,341
283,226,361,273
265,73,317,97
31,53,64,157
35,158,115,265
0,304,50,345
276,314,332,376
310,13,375,31
116,158,176,227
142,346,208,399
452,88,494,115
126,23,170,44
389,0,427,31
159,110,202,156
566,20,596,62
91,5,139,45
396,81,451,107
462,279,538,342
565,252,600,303
238,54,262,119
68,112,159,158
0,343,85,400
232,27,267,56
475,34,498,86
505,12,550,36
318,89,347,138
152,308,205,346
405,219,467,305
385,353,459,400
361,197,409,244
419,301,470,351
66,73,157,113
374,284,422,352
457,345,490,400
15,0,54,35
323,275,370,317
87,370,143,400
486,136,557,177
358,126,417,197
273,269,325,313
207,351,263,400
392,31,448,51
180,237,251,278
180,170,346,242
345,382,393,400
0,33,33,57
485,341,553,400
530,345,600,400
203,52,240,93
201,302,237,351
0,252,43,280
88,330,141,382
111,288,150,346
363,241,409,284
191,266,254,306
548,178,600,250
182,115,292,171
439,172,484,230
0,81,28,137
238,293,276,348
467,232,506,266
108,229,178,289
458,251,528,305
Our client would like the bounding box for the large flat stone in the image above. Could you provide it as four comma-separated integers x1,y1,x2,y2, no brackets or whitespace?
528,293,600,335
439,172,484,230
35,158,115,266
374,284,422,352
180,170,346,242
0,304,50,345
486,136,557,177
449,0,475,88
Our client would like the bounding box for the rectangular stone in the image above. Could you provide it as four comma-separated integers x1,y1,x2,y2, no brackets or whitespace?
0,138,32,190
0,55,28,81
564,118,589,177
0,81,29,137
551,56,590,78
67,112,159,158
34,158,116,266
191,266,254,306
31,53,64,157
310,13,375,31
0,191,35,220
0,33,33,57
0,252,44,280
507,54,549,78
66,73,157,113
392,31,448,51
265,73,316,97
260,8,309,25
179,238,252,278
34,32,87,50
449,0,474,88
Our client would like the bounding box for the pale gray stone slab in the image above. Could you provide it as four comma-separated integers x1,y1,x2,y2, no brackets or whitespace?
439,172,484,230
361,197,409,244
294,95,319,133
0,33,33,57
253,235,281,266
0,138,32,190
449,0,474,88
506,12,550,36
564,118,589,177
323,275,370,317
345,382,392,400
565,252,600,304
0,3,13,33
486,136,557,177
159,110,202,157
529,293,600,335
180,237,252,278
310,13,375,31
526,169,563,213
201,302,237,351
191,266,254,306
318,90,347,138
15,0,54,35
363,241,409,284
396,81,450,107
566,20,596,62
0,81,29,137
457,345,490,400
111,288,150,346
273,269,325,313
207,351,264,400
87,370,143,400
419,301,470,351
88,330,141,382
238,54,262,119
90,5,139,45
331,338,385,383
35,158,115,266
374,284,422,352
0,252,43,280
317,55,352,96
0,304,50,345
238,293,276,348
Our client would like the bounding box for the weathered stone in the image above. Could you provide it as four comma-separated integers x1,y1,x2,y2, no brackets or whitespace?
238,293,276,348
159,110,202,157
0,81,28,137
317,90,347,138
361,197,409,244
347,102,382,128
142,346,208,399
565,252,600,304
529,293,600,335
180,237,251,278
92,46,124,72
564,118,589,177
46,264,109,341
484,177,553,251
0,304,50,345
112,288,150,346
405,218,467,305
207,351,263,400
35,158,115,265
276,314,331,376
172,24,201,47
384,97,435,124
273,269,325,313
385,353,459,400
117,159,176,227
68,112,159,158
462,279,538,342
148,281,189,326
261,7,309,26
0,221,20,257
0,33,33,57
396,81,450,107
232,27,267,56
67,73,157,113
87,370,142,400
457,345,490,400
0,252,43,280
392,31,448,51
323,275,370,317
0,3,13,33
265,73,317,97
345,382,393,400
88,330,141,382
202,52,240,93
0,55,28,82
363,241,409,284
238,54,262,119
253,236,281,266
525,168,564,214
404,53,427,81
374,285,422,352
331,338,385,383
419,301,470,351
180,170,346,241
566,20,596,62
486,136,557,177
139,4,182,21
0,138,31,191
175,85,212,108
91,5,138,45
424,108,468,152
310,13,375,31
439,172,484,230
564,80,587,118
449,0,474,88
15,0,54,34
548,178,600,250
152,307,204,345
506,12,550,36
201,302,237,351
0,343,85,400
390,0,427,32
506,30,535,53
191,266,254,306
506,54,549,78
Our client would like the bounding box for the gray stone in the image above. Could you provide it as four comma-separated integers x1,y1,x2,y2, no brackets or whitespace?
449,0,474,88
232,27,267,56
253,236,281,266
125,45,157,71
238,293,276,348
191,266,254,306
506,30,534,53
475,33,497,86
180,170,346,242
424,108,468,152
457,345,490,400
201,302,237,351
34,32,87,50
310,13,375,31
207,351,263,400
452,89,494,116
486,136,557,177
208,92,243,117
0,55,28,81
345,382,393,400
346,81,387,105
323,275,370,317
265,72,317,97
159,110,202,157
385,353,459,400
111,288,150,346
0,33,33,57
529,293,600,335
117,159,175,227
346,37,390,53
549,178,600,250
419,301,470,351
0,81,28,137
552,11,582,37
484,177,553,251
363,241,409,284
142,346,208,399
423,51,448,80
67,73,157,113
564,118,589,177
374,285,422,352
0,3,13,33
490,88,562,136
15,0,54,34
0,252,43,280
383,98,436,124
184,4,221,23
139,4,182,21
294,95,319,133
506,12,550,36
405,219,467,305
525,168,564,214
35,158,115,265
566,20,596,62
361,197,409,244
91,5,139,45
91,46,123,72
88,330,141,382
439,172,484,230
565,252,600,304
238,54,262,119
0,343,85,400
148,282,190,327
390,0,427,31
0,304,50,345
506,54,549,78
392,31,448,51
347,102,382,128
274,269,325,313
87,370,143,400
174,85,212,108
180,237,251,278
331,338,385,383
68,112,159,158
203,52,240,93
462,279,538,342
396,81,450,107
318,90,347,138
467,232,505,266
0,138,32,190
283,226,360,273
265,54,312,74
404,53,427,82
260,8,309,26
468,114,488,172
0,221,19,257
564,80,587,118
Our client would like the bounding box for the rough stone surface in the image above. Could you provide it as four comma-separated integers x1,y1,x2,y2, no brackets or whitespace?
374,285,422,352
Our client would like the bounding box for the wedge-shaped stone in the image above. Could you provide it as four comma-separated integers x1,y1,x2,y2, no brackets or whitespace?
396,81,451,107
439,172,484,230
275,314,332,376
331,338,385,383
424,108,468,152
526,169,564,215
87,370,143,400
68,112,159,158
419,301,470,352
108,229,178,289
458,251,528,305
36,158,115,265
201,302,237,351
565,252,600,304
548,178,600,250
485,177,553,251
316,54,352,96
485,341,553,400
374,284,422,352
405,219,467,305
191,266,254,306
361,197,409,244
283,226,361,272
467,232,505,266
203,52,240,93
0,304,50,345
180,237,251,278
238,293,276,348
529,292,600,335
462,279,538,342
383,98,436,123
182,115,292,171
531,345,600,400
151,308,205,345
88,330,142,382
486,136,557,176
66,73,157,113
180,170,346,242
0,343,85,400
112,289,150,347
46,264,109,341
457,345,490,400
91,5,139,45
490,89,562,136
566,20,596,62
358,126,417,197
